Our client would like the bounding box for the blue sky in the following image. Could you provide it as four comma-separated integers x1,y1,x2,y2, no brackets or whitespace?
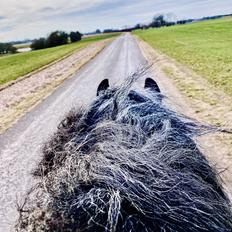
0,0,232,42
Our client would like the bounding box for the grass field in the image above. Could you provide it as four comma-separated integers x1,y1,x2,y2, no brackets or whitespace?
134,17,232,96
0,33,120,85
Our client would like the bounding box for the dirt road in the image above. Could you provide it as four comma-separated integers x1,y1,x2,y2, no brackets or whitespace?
0,33,146,231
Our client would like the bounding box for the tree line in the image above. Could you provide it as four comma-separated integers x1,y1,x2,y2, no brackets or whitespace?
31,30,83,50
129,13,232,31
132,14,192,31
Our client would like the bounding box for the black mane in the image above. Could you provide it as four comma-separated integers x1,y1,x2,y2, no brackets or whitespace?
17,76,232,232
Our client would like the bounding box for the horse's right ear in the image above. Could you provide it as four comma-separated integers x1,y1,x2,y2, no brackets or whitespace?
144,78,161,93
97,79,109,96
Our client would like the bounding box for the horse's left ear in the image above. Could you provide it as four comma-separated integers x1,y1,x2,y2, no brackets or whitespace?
144,78,161,93
97,79,109,96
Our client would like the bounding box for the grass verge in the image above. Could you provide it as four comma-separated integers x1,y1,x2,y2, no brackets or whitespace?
133,17,232,96
0,38,111,133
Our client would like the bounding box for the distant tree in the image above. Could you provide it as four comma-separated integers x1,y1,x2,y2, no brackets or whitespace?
30,38,46,50
150,14,167,28
7,44,17,53
70,31,82,43
156,15,166,26
134,24,142,30
186,19,194,23
166,22,175,27
177,19,194,25
177,20,187,25
103,29,119,33
141,24,149,30
46,31,68,47
96,29,101,34
103,29,112,33
0,43,6,54
0,43,17,54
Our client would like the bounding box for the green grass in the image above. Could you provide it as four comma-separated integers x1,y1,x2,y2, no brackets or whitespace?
134,17,232,96
0,33,120,85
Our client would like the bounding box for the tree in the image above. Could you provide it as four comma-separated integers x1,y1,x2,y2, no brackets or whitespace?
0,43,17,54
96,29,101,34
155,15,166,26
103,29,119,33
134,24,142,30
70,31,82,43
177,20,187,25
46,31,68,47
7,44,17,53
30,38,46,50
150,14,166,28
166,22,175,27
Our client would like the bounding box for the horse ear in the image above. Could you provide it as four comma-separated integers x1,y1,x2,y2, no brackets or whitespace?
144,78,161,93
97,79,110,96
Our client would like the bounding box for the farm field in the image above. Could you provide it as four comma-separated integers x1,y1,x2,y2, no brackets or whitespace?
134,17,232,96
0,33,120,85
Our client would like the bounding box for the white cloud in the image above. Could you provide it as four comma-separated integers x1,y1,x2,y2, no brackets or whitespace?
0,0,232,42
0,0,115,41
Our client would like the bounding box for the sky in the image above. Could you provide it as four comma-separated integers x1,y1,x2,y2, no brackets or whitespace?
0,0,232,42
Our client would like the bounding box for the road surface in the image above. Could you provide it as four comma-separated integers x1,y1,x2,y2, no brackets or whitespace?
0,34,147,231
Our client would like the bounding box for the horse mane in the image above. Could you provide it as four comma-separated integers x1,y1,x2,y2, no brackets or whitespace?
17,72,232,232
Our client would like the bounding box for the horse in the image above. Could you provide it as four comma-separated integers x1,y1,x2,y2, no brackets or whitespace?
17,71,232,232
